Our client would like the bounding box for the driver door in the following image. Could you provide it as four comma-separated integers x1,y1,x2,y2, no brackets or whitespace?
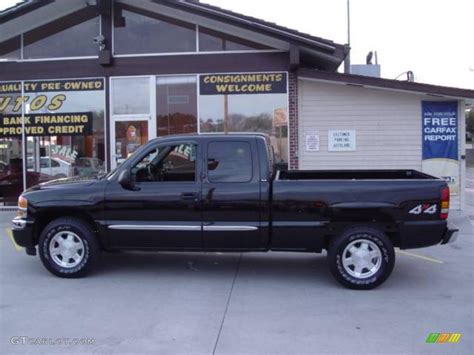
104,141,203,249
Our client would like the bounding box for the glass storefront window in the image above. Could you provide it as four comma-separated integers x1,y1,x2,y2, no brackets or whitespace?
156,76,197,136
0,36,21,61
199,73,288,163
199,28,268,52
114,8,196,55
112,77,151,115
23,17,100,59
0,79,106,205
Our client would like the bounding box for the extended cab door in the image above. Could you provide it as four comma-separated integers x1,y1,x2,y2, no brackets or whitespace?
104,141,203,249
201,138,265,250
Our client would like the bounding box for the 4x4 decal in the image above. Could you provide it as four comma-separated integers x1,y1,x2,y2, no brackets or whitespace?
409,204,437,215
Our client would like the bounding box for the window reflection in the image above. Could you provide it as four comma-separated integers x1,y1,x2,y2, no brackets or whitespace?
0,36,21,61
0,79,106,205
156,76,197,136
112,77,150,115
114,8,196,54
199,27,268,51
23,17,100,59
208,142,252,183
200,93,288,163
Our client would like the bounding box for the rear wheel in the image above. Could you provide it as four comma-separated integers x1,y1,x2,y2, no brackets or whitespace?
327,226,395,290
38,218,100,278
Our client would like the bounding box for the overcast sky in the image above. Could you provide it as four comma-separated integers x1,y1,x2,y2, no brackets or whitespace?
1,0,473,89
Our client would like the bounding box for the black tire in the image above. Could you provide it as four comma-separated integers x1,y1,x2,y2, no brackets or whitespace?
327,226,395,290
38,217,100,278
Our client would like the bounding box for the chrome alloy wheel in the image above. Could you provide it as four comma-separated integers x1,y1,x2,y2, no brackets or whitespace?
341,238,382,279
49,231,85,268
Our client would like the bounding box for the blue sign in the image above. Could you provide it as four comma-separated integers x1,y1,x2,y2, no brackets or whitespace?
422,101,458,160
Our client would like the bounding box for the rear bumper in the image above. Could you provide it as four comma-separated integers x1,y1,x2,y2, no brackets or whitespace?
398,220,458,249
440,227,459,245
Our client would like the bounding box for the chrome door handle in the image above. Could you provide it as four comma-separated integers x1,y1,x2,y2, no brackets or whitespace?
181,192,198,201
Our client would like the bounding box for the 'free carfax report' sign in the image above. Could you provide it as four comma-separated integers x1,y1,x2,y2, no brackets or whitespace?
422,101,459,194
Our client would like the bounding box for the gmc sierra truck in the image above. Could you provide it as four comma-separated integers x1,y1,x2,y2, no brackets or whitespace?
11,133,458,289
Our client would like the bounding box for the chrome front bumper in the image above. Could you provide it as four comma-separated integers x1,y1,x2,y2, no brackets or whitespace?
11,216,27,230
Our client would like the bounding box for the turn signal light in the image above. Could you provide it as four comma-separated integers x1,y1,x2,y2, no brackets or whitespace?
18,195,27,210
440,186,450,220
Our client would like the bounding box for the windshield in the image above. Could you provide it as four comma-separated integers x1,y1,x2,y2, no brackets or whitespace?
104,142,154,179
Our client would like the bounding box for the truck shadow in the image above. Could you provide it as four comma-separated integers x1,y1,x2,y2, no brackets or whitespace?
98,251,336,286
96,250,445,290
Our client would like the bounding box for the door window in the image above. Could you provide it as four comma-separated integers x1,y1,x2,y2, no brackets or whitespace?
207,142,252,183
133,143,196,182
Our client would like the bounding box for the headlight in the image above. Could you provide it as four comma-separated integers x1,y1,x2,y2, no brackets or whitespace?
17,195,27,218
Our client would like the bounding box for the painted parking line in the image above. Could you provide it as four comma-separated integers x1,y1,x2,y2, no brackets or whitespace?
5,228,23,251
397,250,444,264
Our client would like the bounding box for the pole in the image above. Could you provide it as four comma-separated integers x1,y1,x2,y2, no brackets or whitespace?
21,81,27,192
344,0,351,74
347,0,351,46
224,94,229,133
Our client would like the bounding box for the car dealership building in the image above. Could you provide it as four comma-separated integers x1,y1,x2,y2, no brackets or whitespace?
1,0,473,208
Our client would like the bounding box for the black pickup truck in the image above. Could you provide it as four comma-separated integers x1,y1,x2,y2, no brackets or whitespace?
11,133,458,289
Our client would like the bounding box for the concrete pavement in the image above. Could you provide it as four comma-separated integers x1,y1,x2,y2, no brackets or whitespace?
0,211,472,355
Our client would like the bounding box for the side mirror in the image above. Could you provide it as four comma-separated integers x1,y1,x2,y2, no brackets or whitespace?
208,158,219,171
118,169,136,190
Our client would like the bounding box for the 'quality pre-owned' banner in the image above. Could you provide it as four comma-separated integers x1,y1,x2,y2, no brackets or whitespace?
422,101,459,194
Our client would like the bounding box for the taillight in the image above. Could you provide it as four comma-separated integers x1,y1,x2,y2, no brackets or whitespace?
440,186,450,219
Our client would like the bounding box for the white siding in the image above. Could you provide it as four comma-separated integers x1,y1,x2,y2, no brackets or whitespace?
298,79,423,170
297,78,461,209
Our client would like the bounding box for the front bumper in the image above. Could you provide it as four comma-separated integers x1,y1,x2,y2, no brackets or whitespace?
11,217,36,255
398,220,458,249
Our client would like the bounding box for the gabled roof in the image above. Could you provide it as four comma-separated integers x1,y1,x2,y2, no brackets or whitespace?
165,1,342,52
161,0,347,70
298,68,474,101
0,0,347,71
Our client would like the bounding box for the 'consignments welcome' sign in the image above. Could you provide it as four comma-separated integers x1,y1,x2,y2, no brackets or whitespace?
200,72,287,95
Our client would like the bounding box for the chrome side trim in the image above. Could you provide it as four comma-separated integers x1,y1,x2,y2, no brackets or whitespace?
203,226,258,231
107,224,259,232
272,221,328,227
108,225,201,231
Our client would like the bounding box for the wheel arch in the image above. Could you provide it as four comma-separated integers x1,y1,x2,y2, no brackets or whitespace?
33,208,104,249
326,208,401,248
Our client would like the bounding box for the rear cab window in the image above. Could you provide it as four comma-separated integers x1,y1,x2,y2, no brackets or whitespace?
207,141,253,183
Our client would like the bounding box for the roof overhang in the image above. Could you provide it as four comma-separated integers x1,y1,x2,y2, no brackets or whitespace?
298,68,474,103
158,0,347,71
0,0,97,42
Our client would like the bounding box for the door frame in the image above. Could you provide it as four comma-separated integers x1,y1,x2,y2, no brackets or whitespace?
109,75,156,169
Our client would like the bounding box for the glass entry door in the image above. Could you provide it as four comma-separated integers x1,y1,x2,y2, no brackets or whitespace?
112,119,152,168
110,76,156,169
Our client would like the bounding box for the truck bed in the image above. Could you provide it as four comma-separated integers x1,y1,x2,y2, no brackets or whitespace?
277,169,436,180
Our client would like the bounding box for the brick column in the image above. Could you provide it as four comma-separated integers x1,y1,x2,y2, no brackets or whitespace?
288,72,299,170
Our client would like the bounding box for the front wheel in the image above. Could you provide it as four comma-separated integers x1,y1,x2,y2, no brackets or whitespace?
38,218,100,278
327,226,395,290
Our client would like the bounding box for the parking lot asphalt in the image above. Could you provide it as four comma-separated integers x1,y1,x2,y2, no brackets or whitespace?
0,211,472,355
